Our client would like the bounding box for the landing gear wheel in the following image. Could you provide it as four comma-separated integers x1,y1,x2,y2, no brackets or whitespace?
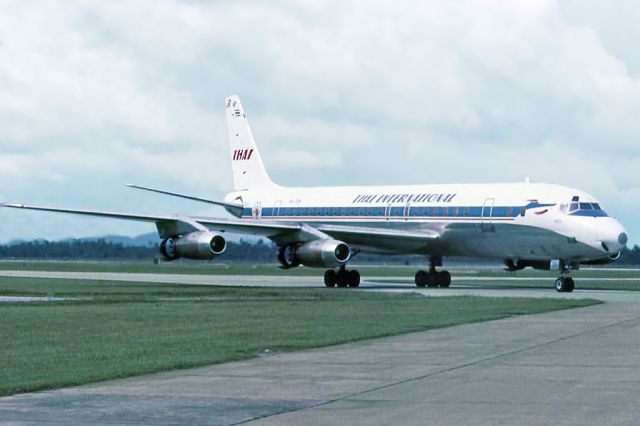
336,269,349,288
348,270,361,288
417,264,452,288
555,277,575,293
439,271,451,288
324,270,337,288
415,270,428,288
426,271,439,288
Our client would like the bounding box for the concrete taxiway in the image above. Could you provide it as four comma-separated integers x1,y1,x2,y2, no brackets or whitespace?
1,269,639,302
1,272,639,425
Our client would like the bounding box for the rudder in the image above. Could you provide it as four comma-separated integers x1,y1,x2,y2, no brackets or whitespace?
225,95,275,191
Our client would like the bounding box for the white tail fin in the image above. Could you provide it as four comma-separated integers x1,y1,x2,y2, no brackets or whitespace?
225,95,275,191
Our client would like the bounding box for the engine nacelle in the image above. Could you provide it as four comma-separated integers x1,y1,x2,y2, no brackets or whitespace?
290,239,351,268
159,232,226,261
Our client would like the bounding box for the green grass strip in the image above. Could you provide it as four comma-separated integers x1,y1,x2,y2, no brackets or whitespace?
0,278,599,397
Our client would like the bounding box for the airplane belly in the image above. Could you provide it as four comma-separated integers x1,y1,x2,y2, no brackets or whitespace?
442,223,602,261
296,219,604,262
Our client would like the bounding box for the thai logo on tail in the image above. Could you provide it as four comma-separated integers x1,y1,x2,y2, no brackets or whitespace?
233,149,254,161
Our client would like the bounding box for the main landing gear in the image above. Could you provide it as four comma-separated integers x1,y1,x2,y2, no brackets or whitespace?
555,263,575,293
415,256,451,288
324,264,361,288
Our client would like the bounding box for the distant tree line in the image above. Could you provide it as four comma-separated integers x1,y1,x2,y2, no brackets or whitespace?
0,239,277,262
617,245,640,265
1,239,639,266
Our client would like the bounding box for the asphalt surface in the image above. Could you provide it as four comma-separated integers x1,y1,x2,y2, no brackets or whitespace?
1,271,639,425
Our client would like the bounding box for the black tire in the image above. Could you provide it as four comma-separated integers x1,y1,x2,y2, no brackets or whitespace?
336,270,348,288
566,277,575,293
439,271,451,288
427,271,438,288
324,270,337,288
348,270,361,288
415,270,428,287
555,277,566,292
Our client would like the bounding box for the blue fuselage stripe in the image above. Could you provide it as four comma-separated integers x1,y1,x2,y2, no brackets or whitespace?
239,202,585,220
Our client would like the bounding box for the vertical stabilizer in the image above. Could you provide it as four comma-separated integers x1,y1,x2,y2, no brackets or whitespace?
225,95,275,191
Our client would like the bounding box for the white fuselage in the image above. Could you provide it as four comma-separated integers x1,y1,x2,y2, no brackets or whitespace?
226,181,627,262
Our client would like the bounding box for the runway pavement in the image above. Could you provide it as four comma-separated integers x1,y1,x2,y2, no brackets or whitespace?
1,272,639,425
1,269,639,302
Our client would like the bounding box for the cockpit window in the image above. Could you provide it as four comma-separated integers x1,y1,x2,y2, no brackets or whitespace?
568,201,608,217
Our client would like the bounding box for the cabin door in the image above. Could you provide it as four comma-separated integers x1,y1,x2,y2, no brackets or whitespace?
385,203,392,221
253,202,262,220
481,198,495,232
274,200,282,219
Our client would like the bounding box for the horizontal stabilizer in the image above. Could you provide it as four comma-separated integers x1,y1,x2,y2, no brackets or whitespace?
126,184,243,217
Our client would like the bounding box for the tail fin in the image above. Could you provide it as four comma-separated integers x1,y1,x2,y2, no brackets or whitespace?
225,95,276,191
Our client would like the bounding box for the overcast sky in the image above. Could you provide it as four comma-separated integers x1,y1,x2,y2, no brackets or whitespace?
0,0,638,245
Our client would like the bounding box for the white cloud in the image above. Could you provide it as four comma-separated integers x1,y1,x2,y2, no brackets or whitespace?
0,0,638,244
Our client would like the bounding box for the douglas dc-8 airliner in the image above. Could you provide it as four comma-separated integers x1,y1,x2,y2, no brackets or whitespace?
2,96,629,292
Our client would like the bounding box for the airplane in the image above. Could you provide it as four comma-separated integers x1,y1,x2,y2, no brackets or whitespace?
1,95,629,292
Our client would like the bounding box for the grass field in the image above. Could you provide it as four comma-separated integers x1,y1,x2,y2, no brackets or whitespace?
0,275,599,397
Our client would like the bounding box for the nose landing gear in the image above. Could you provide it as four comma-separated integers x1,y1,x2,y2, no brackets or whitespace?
555,277,575,293
555,263,576,293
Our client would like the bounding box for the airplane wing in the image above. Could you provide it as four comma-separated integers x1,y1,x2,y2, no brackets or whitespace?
0,203,300,239
1,203,441,252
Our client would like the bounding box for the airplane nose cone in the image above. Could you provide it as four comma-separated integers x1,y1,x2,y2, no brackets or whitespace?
618,232,628,246
597,220,627,254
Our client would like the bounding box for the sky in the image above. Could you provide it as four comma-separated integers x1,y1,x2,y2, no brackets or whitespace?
0,0,638,245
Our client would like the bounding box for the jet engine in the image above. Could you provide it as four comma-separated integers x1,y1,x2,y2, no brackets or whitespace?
160,232,226,261
278,239,351,268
